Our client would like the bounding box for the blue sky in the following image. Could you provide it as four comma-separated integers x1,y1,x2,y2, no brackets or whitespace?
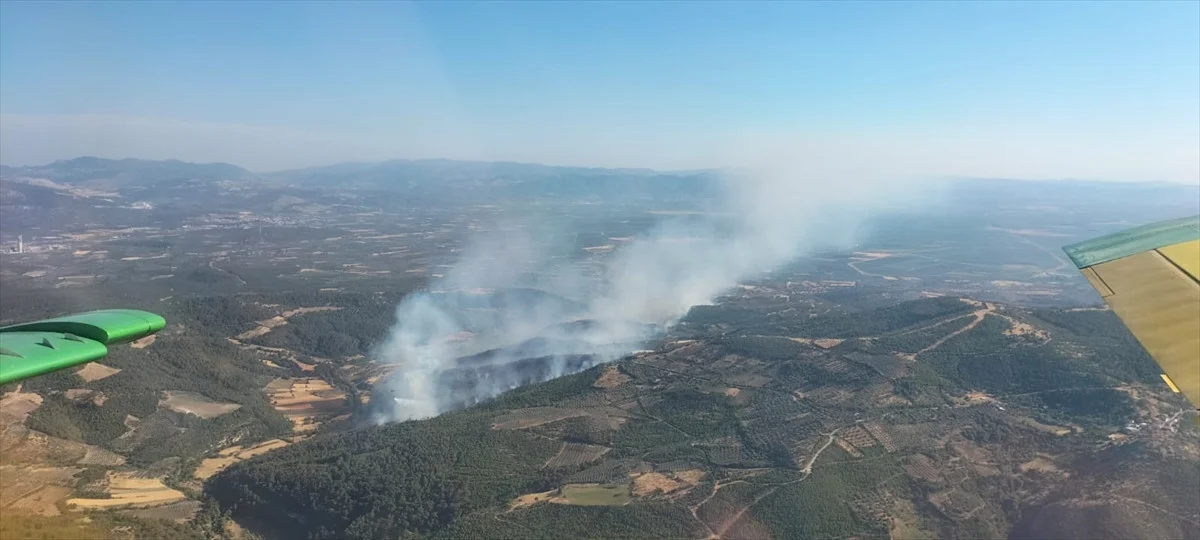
1,1,1197,182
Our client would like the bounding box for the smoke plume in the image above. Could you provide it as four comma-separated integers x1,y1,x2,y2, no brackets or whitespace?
375,163,938,422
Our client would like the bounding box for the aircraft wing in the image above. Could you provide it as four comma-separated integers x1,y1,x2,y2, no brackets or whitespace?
0,309,165,385
1063,215,1200,414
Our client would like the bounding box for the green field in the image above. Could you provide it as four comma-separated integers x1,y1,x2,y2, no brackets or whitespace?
561,483,631,506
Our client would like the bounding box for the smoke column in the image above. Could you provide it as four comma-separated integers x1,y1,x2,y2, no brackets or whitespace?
375,163,939,422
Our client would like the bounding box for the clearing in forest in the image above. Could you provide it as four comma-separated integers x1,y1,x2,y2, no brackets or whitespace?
76,363,121,382
630,470,704,497
1019,456,1064,474
593,365,631,388
159,391,241,419
552,484,630,506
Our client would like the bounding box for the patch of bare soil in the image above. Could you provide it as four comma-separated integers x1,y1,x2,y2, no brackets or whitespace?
159,391,241,419
509,489,556,510
789,337,844,349
129,334,156,349
0,389,43,424
631,470,703,498
1020,456,1066,474
1016,416,1073,436
75,363,121,382
593,366,631,388
65,389,106,406
995,313,1050,341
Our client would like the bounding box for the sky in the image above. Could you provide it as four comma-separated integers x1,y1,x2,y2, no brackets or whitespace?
0,1,1197,183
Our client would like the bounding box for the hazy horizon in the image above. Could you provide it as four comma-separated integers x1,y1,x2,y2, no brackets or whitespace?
2,2,1198,184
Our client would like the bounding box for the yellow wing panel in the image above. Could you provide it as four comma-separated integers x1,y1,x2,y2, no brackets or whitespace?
1158,239,1200,282
1089,250,1200,407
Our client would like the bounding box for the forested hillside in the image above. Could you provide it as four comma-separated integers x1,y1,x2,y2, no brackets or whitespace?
207,299,1199,539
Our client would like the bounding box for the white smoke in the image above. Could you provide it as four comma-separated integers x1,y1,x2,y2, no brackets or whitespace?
375,163,940,422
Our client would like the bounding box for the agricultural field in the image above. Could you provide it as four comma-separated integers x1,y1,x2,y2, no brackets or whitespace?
545,442,611,468
159,391,241,419
67,472,187,509
193,439,291,480
556,483,631,506
266,377,348,433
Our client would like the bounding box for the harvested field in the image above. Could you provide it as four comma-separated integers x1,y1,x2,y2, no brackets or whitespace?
194,439,290,480
159,391,241,419
632,472,686,496
267,378,347,433
552,483,630,506
509,489,556,510
545,442,610,469
67,472,186,509
593,366,631,388
76,363,120,382
120,500,201,523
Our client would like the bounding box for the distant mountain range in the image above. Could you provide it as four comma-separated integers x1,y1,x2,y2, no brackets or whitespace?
0,157,724,201
2,156,1196,210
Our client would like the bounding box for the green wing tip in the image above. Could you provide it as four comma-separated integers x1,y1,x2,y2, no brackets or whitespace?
1062,215,1200,269
0,309,167,345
